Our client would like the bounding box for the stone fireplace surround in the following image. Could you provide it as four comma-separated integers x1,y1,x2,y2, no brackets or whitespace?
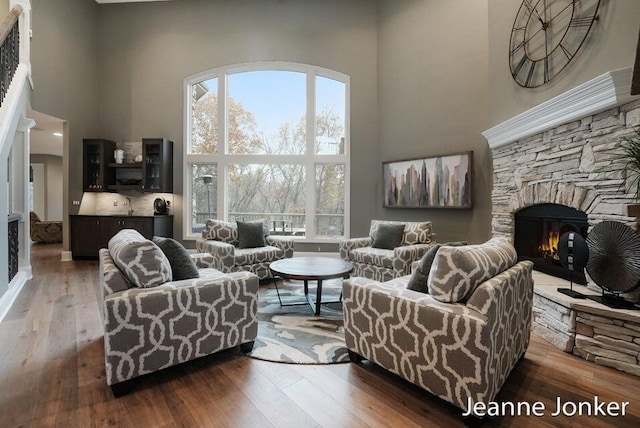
483,67,640,376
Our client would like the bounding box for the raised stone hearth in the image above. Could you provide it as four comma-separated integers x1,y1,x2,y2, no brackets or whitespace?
533,272,640,377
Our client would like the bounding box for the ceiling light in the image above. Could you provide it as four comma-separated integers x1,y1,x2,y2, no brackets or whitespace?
53,132,63,137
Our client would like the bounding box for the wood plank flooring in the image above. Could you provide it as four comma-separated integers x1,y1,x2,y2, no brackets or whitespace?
1,244,640,427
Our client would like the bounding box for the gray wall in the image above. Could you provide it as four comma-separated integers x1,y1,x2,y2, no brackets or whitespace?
95,0,378,250
488,0,640,126
30,154,63,221
1,0,9,16
31,0,100,251
377,0,491,244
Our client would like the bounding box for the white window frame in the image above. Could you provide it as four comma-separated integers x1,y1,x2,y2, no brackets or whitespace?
183,61,350,243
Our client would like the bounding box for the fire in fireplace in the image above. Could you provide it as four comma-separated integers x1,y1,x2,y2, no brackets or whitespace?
514,204,588,284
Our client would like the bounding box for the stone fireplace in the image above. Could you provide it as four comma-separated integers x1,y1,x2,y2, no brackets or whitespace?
483,68,640,376
514,203,588,284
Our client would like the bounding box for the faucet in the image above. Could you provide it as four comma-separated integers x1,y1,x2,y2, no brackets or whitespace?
126,197,134,216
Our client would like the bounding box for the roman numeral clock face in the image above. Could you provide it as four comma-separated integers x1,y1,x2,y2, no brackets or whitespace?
509,0,601,88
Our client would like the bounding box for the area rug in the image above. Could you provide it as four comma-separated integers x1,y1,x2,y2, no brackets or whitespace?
247,278,350,364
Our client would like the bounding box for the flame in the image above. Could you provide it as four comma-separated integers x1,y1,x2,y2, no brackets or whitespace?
539,231,560,260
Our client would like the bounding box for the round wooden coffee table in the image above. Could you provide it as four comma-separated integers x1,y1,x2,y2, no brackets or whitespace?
269,257,354,315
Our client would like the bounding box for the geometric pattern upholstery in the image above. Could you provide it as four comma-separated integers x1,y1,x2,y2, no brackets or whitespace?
196,221,294,280
369,220,433,245
29,211,62,243
99,248,259,386
108,229,172,288
427,238,517,303
342,260,534,413
340,220,436,282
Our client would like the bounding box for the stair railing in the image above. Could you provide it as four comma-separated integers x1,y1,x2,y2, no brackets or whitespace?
0,5,22,108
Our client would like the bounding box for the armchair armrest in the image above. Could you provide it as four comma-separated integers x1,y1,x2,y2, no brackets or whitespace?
339,237,374,261
392,243,436,277
190,252,215,269
266,236,294,258
103,271,259,385
196,238,235,272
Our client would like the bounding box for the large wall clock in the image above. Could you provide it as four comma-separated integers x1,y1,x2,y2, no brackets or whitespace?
509,0,601,88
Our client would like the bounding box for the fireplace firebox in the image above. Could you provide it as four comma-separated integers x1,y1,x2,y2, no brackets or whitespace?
514,204,588,284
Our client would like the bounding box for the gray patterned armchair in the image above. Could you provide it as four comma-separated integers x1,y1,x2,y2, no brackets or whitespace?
100,229,258,391
342,238,534,415
339,220,435,282
196,219,294,280
29,211,62,243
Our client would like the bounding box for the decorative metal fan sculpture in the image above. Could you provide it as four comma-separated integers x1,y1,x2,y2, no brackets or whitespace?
586,221,640,309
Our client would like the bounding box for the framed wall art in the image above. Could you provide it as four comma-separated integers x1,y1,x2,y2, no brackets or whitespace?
382,151,473,209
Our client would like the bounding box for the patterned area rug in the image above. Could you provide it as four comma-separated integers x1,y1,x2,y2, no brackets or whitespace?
248,279,350,364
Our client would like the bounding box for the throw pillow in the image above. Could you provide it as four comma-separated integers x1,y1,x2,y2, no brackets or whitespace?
406,242,468,293
372,223,405,250
427,238,517,303
237,220,266,249
152,236,200,280
407,244,442,293
108,229,172,288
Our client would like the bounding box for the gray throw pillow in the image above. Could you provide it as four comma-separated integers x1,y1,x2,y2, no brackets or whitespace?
237,221,266,249
372,223,405,250
153,236,199,280
407,241,468,294
407,244,442,293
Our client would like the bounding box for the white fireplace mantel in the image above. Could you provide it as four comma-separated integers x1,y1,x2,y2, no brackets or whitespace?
482,67,638,150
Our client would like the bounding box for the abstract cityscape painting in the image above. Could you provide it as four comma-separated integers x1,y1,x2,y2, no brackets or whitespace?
383,151,473,209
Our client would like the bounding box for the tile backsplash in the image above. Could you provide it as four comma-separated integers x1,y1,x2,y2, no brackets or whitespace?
81,192,175,217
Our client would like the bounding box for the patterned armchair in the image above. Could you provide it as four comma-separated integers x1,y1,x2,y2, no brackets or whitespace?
29,211,62,243
339,220,435,282
100,229,258,391
342,238,534,415
196,219,294,280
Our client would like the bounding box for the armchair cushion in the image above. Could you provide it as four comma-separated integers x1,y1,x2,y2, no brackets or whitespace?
351,247,394,268
108,229,172,288
152,236,199,280
372,223,405,250
427,238,517,303
237,220,266,248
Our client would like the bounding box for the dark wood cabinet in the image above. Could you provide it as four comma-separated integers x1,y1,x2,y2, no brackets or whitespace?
70,215,173,259
83,139,116,192
143,138,173,193
83,139,173,193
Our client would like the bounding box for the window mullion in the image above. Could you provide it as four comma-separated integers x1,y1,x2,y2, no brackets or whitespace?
305,71,316,239
219,75,227,220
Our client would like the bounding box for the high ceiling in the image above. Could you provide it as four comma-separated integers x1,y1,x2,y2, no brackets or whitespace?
95,0,172,4
29,109,64,157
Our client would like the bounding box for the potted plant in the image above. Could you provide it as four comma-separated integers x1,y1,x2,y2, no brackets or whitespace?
621,126,640,217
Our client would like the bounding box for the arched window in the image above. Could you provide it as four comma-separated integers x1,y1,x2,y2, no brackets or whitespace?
184,62,350,241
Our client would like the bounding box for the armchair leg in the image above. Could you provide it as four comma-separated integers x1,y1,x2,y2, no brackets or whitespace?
110,381,133,398
240,341,255,353
348,349,364,363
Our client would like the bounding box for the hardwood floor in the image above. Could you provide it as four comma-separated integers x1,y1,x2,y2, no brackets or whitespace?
1,244,640,427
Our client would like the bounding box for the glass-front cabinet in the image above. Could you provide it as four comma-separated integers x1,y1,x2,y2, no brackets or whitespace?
142,138,173,193
82,139,173,193
83,139,116,192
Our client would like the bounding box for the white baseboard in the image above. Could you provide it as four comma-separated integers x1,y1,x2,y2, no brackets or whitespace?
0,271,29,324
61,251,73,262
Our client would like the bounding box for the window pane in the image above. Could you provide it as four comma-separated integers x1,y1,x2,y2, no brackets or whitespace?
315,164,345,238
316,76,345,155
191,164,217,233
191,78,219,154
227,71,306,155
228,164,306,237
